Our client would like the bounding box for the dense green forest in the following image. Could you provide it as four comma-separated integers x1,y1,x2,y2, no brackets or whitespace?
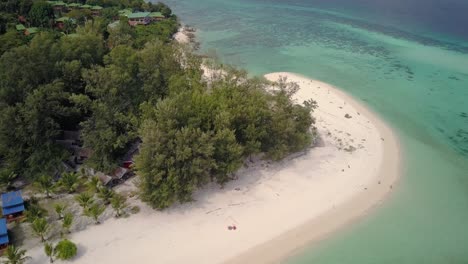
0,0,316,209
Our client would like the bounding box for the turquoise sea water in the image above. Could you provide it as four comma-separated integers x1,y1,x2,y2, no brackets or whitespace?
159,0,468,262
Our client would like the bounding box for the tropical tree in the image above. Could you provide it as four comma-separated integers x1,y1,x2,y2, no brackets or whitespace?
97,187,114,205
28,1,54,28
54,239,77,260
2,245,29,264
34,175,55,198
61,212,73,235
54,203,66,219
31,217,50,242
110,193,127,217
84,203,105,224
58,172,81,193
86,176,101,194
74,192,94,210
44,243,54,263
24,199,47,223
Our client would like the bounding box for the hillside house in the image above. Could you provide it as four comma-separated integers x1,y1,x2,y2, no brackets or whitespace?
127,12,151,26
149,12,165,21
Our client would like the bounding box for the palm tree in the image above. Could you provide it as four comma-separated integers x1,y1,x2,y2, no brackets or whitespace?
110,193,128,217
85,203,105,224
24,202,47,223
74,192,94,210
31,218,50,242
2,245,29,264
44,243,55,263
34,175,55,198
97,187,114,205
58,172,81,193
54,203,66,219
62,213,73,235
86,176,102,194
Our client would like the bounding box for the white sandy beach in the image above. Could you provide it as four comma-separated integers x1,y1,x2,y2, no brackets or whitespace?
26,72,400,264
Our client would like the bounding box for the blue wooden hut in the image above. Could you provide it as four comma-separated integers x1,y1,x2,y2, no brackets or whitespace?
0,218,9,253
1,191,25,222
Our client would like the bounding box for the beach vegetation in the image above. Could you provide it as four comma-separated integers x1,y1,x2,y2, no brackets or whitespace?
110,193,128,217
31,217,50,242
136,69,316,208
34,175,56,198
58,172,81,194
2,245,29,264
61,212,73,235
44,242,54,263
84,203,105,224
54,239,77,260
54,203,66,219
24,198,48,222
75,192,94,210
97,186,115,205
86,176,102,194
0,0,315,218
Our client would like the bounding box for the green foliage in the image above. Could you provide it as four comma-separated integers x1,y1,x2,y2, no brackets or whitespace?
24,198,48,222
58,172,81,193
44,243,54,263
84,203,105,224
110,193,127,217
86,176,102,193
107,17,135,48
34,175,56,198
67,9,92,25
0,169,17,191
2,245,29,264
136,68,316,209
62,212,73,234
54,239,77,260
28,1,54,28
75,192,94,210
0,0,182,180
97,186,114,204
133,19,178,48
18,0,33,15
54,203,66,219
31,217,50,242
59,30,105,68
0,30,26,56
0,0,315,214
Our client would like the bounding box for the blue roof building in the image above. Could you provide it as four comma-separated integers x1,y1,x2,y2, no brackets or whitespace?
0,218,8,246
1,191,25,219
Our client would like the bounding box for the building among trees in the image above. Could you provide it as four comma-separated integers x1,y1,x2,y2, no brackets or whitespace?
0,218,9,254
127,12,151,26
1,191,25,223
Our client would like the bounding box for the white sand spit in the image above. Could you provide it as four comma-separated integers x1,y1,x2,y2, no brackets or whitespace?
26,72,400,264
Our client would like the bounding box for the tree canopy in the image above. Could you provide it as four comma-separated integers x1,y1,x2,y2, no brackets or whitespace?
0,2,179,178
0,0,316,211
136,69,316,209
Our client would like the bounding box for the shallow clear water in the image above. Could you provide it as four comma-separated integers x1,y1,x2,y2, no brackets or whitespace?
160,0,468,262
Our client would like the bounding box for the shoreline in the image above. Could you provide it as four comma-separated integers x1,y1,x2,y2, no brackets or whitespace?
224,72,402,263
25,64,402,263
